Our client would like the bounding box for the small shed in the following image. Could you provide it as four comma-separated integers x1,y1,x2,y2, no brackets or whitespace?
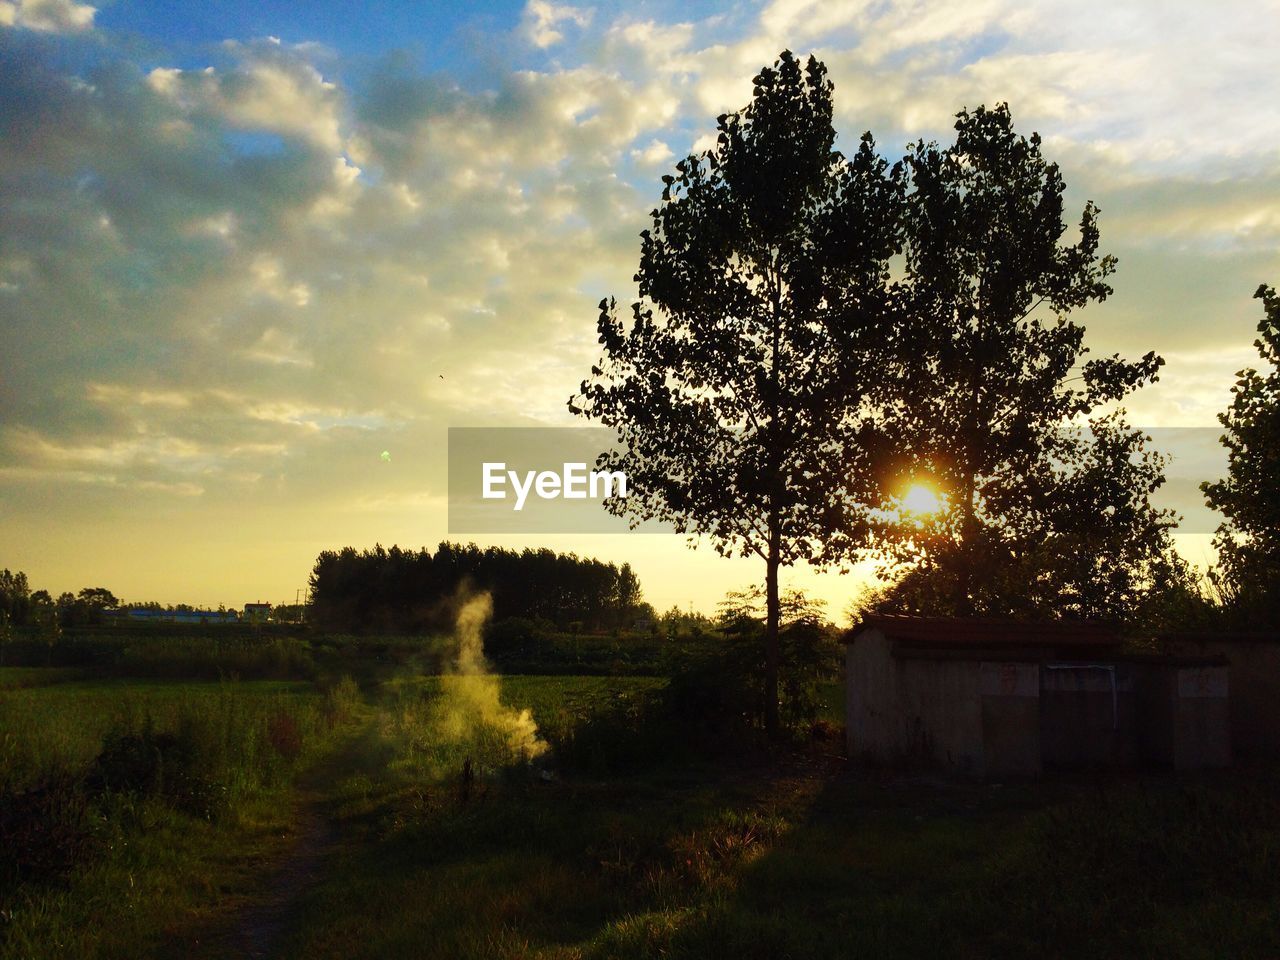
844,616,1230,778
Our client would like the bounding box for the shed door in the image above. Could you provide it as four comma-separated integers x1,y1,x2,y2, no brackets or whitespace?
1040,664,1136,770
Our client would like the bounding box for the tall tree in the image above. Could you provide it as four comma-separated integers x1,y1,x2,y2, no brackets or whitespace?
1202,284,1280,624
874,103,1166,617
0,568,30,626
571,51,903,734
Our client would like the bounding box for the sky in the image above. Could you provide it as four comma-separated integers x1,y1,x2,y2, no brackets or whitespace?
1,0,1278,617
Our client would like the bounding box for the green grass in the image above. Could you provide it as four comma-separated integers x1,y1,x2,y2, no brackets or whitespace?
278,767,1280,960
3,664,1277,960
0,666,84,689
0,676,318,791
0,672,363,959
384,674,666,743
2,791,296,960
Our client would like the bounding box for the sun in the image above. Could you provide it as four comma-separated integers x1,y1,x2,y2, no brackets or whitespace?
901,483,943,516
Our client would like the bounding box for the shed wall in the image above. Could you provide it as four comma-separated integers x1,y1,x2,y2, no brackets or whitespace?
1166,639,1280,760
1172,666,1231,770
1040,665,1139,770
980,662,1042,778
896,658,985,776
845,630,900,763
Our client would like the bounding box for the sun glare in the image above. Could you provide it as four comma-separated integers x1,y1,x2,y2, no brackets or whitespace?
901,483,942,516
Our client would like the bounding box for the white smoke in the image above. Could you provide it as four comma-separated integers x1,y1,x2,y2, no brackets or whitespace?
432,592,547,765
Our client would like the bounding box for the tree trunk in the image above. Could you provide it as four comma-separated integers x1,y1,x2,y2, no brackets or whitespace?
954,471,977,617
764,251,784,738
764,527,781,738
955,350,981,617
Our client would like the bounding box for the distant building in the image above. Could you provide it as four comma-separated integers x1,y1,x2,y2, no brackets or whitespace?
243,602,272,623
105,607,239,625
844,615,1230,779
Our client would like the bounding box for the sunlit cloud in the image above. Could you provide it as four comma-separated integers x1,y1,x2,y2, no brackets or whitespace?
0,0,94,33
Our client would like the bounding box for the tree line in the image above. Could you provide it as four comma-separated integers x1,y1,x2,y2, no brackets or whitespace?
307,542,647,633
572,50,1280,733
0,572,118,631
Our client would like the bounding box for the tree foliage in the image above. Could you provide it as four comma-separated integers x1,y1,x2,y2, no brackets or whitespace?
0,569,31,626
715,586,838,730
571,50,902,732
1202,284,1280,624
869,104,1173,620
308,542,647,633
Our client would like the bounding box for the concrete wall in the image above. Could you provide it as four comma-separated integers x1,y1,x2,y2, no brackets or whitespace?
1134,666,1176,767
980,662,1042,778
1166,638,1280,760
846,630,899,764
1040,665,1138,770
896,657,985,775
1134,663,1231,770
1172,665,1231,770
846,632,1234,778
846,631,986,775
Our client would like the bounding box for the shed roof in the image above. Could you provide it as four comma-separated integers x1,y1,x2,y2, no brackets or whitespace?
845,614,1121,649
1159,630,1280,646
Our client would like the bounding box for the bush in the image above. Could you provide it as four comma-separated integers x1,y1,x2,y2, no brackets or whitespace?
0,775,95,898
483,617,555,661
115,636,317,681
321,675,363,727
89,724,222,819
555,686,671,773
83,687,336,820
555,617,840,774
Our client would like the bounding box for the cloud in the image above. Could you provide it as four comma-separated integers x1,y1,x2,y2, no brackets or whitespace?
630,137,672,167
522,0,592,49
0,0,94,33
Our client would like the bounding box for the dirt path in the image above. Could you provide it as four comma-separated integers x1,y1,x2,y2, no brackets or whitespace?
184,719,385,959
225,796,335,958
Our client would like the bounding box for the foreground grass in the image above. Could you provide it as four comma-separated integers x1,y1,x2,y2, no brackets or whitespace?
5,668,1277,960
269,673,1280,960
0,678,318,791
0,673,362,959
279,764,1280,960
3,792,296,959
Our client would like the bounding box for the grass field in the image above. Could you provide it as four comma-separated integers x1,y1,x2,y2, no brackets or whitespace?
2,662,1277,960
0,674,319,789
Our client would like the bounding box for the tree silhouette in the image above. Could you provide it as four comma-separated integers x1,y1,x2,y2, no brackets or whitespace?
873,103,1168,617
861,411,1198,626
308,542,648,633
1202,284,1280,624
571,51,902,734
0,568,30,626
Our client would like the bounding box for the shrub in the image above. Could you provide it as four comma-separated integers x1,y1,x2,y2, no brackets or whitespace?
321,675,363,727
483,617,555,662
267,711,303,761
89,722,223,819
0,775,95,898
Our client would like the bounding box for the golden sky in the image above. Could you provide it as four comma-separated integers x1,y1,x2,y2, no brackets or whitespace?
1,0,1277,615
